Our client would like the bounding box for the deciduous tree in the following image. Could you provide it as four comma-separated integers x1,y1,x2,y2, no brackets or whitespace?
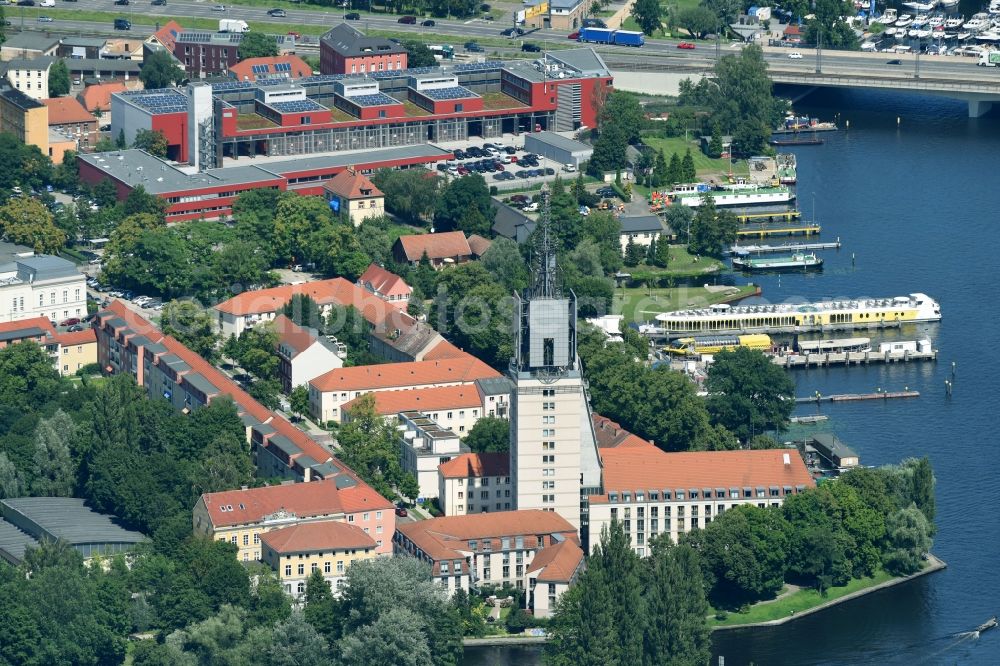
631,0,663,36
133,129,169,158
48,59,70,97
705,346,794,441
140,50,186,90
237,31,279,60
463,416,509,453
0,197,66,253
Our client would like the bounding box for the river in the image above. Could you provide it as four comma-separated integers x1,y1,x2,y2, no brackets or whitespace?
464,88,1000,665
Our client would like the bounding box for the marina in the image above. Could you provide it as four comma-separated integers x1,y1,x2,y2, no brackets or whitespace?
729,240,842,253
771,338,937,368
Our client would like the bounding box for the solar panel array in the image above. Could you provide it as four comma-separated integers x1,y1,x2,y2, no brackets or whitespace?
348,92,400,107
372,65,440,79
177,31,213,43
212,78,288,92
270,99,326,113
275,62,292,73
299,74,348,86
251,64,270,75
453,61,504,73
128,92,188,114
421,86,477,101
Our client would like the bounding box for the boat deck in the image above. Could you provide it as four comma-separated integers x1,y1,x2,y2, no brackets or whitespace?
736,222,821,237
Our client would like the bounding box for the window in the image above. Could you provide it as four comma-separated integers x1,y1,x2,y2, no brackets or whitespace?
297,564,304,575
441,562,450,574
324,561,331,573
337,560,345,573
297,582,305,595
285,565,292,576
74,288,80,300
458,491,464,499
376,511,382,520
363,512,369,521
242,534,249,546
62,291,67,303
311,563,318,572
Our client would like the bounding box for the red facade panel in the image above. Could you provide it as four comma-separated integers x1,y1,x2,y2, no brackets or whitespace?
151,112,189,163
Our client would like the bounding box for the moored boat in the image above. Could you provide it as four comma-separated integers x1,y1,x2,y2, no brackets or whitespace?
666,183,796,208
732,252,823,272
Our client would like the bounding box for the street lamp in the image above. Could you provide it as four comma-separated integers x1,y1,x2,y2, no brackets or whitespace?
815,27,822,74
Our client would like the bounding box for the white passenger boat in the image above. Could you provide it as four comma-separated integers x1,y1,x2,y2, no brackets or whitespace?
896,14,914,27
903,0,937,11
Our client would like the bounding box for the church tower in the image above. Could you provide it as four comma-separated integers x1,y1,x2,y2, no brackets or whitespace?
508,186,600,533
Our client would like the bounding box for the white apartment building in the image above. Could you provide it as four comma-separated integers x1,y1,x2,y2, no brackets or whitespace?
437,452,512,516
398,411,463,501
0,253,87,324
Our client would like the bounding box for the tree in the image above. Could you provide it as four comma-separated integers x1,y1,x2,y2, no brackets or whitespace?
432,264,513,370
403,40,437,67
688,193,737,257
631,0,663,36
133,129,169,158
643,539,711,665
681,149,697,182
705,347,795,442
302,569,339,643
701,0,742,25
370,168,439,226
882,506,933,575
289,385,311,419
804,0,860,50
48,59,70,97
123,185,168,219
623,237,643,267
161,300,220,362
273,193,335,266
435,174,491,234
0,451,24,499
238,32,279,61
653,234,670,268
140,50,186,90
708,122,724,158
481,237,529,293
651,150,669,188
31,410,77,496
338,394,419,500
339,608,433,666
282,294,326,331
898,457,936,525
666,151,683,185
0,197,66,253
664,200,694,244
0,341,64,412
676,5,719,39
261,612,329,666
463,417,509,453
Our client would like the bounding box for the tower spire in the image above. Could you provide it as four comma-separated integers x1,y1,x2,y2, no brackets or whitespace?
531,184,559,299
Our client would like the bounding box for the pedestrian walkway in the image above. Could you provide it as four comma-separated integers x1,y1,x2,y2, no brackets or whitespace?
607,0,635,29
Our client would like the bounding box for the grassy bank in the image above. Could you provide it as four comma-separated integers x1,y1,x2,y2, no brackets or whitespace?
614,282,757,323
640,136,750,178
625,246,727,282
710,570,896,628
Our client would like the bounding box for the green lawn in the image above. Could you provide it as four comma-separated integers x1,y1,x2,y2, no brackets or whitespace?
640,136,749,178
614,282,757,323
626,246,726,281
710,570,896,627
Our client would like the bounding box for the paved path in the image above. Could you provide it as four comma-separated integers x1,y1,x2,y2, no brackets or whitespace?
607,0,636,29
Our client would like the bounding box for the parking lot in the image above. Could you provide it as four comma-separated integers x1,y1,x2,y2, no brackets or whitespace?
432,134,578,191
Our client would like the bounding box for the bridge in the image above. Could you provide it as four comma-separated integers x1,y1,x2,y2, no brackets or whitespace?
605,47,1000,117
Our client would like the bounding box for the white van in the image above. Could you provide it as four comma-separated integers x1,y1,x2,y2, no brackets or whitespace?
40,0,55,7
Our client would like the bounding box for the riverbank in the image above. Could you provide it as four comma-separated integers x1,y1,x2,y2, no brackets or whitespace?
711,553,947,631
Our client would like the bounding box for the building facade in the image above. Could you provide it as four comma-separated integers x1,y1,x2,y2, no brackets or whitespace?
0,254,87,325
42,97,98,151
0,88,49,158
398,411,464,500
320,24,408,76
357,263,411,309
323,167,385,226
272,314,345,394
261,520,377,599
438,452,512,516
5,57,54,100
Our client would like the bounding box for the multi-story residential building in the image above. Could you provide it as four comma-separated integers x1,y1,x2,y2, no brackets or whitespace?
54,328,97,376
323,168,385,227
0,88,49,159
319,23,408,76
308,354,501,424
93,301,394,502
393,510,582,617
588,436,815,557
398,412,464,500
357,263,411,310
341,376,510,434
0,251,87,325
0,34,60,62
193,478,394,561
0,317,96,376
507,193,601,533
260,520,377,599
272,314,345,394
437,452,511,516
5,56,55,100
42,97,98,151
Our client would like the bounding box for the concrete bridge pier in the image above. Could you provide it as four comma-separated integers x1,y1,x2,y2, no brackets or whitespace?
967,99,994,118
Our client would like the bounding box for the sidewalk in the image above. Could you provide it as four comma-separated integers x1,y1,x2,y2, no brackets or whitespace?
607,0,635,30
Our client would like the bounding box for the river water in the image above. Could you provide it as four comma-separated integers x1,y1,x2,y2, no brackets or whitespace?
464,88,1000,665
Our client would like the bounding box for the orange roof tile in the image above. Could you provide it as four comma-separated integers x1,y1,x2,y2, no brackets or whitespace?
397,510,577,562
343,385,482,417
338,483,395,513
526,539,584,583
310,354,499,393
55,328,97,346
152,20,183,51
0,317,56,338
201,479,345,528
259,520,376,554
396,231,472,262
358,263,410,299
214,277,390,324
77,81,127,113
438,452,509,479
596,448,816,501
421,339,467,361
324,168,384,200
466,234,492,257
228,54,313,82
42,97,97,126
272,314,320,356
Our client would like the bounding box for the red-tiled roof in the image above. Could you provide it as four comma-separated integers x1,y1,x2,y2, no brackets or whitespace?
152,20,183,51
323,168,384,200
338,483,394,512
526,539,584,583
438,452,509,479
310,354,499,393
466,234,492,257
591,414,653,449
358,263,410,299
55,328,97,346
228,54,312,82
77,81,127,113
395,231,472,262
594,447,816,503
0,317,56,338
397,510,577,562
201,479,345,528
260,520,376,554
42,97,96,126
214,278,390,324
421,339,467,361
343,385,482,416
272,314,319,357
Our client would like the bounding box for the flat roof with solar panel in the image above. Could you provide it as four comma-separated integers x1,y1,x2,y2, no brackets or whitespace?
346,92,401,107
118,89,189,114
268,99,327,113
419,86,479,101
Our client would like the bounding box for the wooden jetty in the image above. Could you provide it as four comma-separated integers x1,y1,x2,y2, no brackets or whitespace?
772,348,937,368
795,391,920,404
736,222,821,238
735,209,802,224
730,240,841,254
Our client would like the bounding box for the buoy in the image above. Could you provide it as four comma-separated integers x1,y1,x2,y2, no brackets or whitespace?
897,116,901,126
845,120,849,129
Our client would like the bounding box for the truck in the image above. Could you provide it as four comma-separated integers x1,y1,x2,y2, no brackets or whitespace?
576,27,645,47
219,18,250,33
978,50,1000,66
613,30,645,47
577,27,615,44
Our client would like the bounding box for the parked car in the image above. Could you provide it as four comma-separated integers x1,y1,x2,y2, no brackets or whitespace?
524,202,539,212
345,12,360,19
114,0,129,4
267,8,286,16
397,15,416,24
60,318,81,326
453,148,466,160
67,324,84,332
568,31,579,39
562,163,576,172
510,194,529,204
421,19,435,26
395,506,408,517
521,43,541,52
677,42,695,49
501,27,524,37
596,186,616,197
544,167,555,175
